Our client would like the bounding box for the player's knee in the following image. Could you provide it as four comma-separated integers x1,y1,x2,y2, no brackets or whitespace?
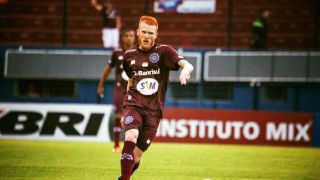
125,129,139,143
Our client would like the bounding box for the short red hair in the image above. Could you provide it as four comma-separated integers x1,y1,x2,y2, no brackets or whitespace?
139,16,158,29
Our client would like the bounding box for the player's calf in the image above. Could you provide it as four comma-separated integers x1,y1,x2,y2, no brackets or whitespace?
120,129,139,180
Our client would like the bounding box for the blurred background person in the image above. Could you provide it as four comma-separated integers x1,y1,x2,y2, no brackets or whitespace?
91,0,121,49
251,9,270,50
97,28,135,152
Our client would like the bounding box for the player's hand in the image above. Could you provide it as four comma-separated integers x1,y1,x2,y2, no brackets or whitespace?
97,85,104,98
179,69,191,85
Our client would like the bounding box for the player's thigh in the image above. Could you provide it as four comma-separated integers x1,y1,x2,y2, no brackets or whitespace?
136,110,162,152
122,106,143,131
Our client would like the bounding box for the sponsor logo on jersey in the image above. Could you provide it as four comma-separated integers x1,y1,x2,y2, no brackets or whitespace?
149,53,160,63
124,116,134,125
134,68,160,77
136,78,159,95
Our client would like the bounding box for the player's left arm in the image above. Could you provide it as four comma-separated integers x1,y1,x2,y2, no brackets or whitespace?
177,60,193,85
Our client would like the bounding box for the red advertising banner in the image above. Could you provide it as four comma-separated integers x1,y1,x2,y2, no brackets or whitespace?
155,108,313,146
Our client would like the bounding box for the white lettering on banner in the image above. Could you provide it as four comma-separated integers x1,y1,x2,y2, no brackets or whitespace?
157,119,311,142
295,123,311,141
189,120,198,138
176,120,187,138
243,122,260,140
0,103,113,142
266,122,311,142
156,119,260,140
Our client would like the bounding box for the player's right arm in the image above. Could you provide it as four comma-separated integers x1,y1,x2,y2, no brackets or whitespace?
97,65,112,97
91,0,103,11
97,52,116,97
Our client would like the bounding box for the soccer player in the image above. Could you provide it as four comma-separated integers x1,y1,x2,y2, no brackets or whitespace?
97,28,135,153
91,0,121,49
118,16,194,180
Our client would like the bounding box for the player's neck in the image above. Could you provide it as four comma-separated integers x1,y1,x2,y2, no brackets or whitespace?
122,44,134,52
138,43,155,51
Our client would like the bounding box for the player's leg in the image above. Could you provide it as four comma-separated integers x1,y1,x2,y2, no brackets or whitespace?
102,28,108,48
113,28,120,49
132,146,143,174
113,88,124,152
113,113,122,152
102,28,113,48
121,129,138,180
120,107,142,180
130,109,162,176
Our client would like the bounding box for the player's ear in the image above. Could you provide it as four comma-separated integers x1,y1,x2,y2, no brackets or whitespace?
136,28,140,36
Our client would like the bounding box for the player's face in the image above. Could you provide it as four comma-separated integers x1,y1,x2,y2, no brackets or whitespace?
121,31,135,48
137,22,158,50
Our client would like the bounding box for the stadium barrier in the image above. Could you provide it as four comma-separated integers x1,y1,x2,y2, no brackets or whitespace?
1,103,320,147
4,49,202,83
0,103,113,142
5,49,320,83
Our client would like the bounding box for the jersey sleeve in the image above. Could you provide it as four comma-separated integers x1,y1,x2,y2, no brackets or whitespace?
165,45,183,71
123,53,133,78
108,52,116,67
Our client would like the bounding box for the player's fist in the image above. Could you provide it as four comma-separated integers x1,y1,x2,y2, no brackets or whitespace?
179,69,190,85
97,85,104,98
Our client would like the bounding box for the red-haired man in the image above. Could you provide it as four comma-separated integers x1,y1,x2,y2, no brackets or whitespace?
118,16,193,180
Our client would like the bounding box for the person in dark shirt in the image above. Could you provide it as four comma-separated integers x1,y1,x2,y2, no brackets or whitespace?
251,9,270,50
91,0,121,49
97,28,135,153
117,16,193,180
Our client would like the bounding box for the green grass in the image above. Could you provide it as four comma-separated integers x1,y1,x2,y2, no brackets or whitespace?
0,139,319,180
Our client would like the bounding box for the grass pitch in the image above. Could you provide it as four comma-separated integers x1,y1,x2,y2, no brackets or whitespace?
0,139,319,180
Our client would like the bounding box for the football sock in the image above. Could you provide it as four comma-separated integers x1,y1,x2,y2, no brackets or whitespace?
121,141,135,180
114,117,122,147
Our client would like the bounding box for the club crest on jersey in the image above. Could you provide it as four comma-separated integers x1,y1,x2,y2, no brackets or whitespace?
124,116,134,125
118,55,124,60
136,78,159,95
149,53,160,63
